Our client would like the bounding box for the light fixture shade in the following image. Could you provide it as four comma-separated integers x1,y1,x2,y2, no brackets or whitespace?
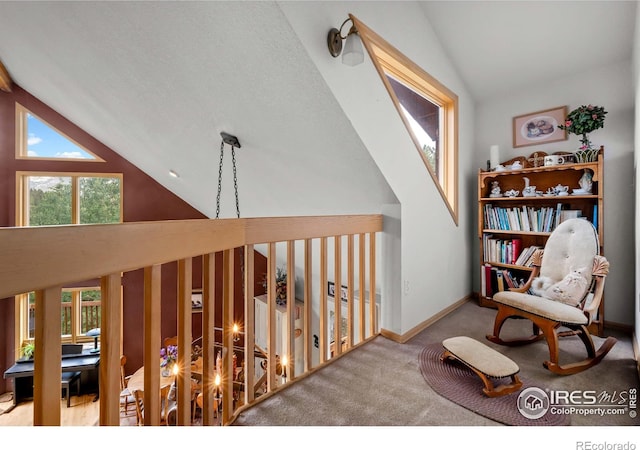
342,32,364,66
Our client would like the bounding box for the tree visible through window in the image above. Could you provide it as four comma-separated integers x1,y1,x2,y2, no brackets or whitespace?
14,104,118,349
23,174,121,226
18,172,122,343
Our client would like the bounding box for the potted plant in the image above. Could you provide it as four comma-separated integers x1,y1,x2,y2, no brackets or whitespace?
557,104,607,161
262,267,288,306
160,344,178,376
21,342,35,360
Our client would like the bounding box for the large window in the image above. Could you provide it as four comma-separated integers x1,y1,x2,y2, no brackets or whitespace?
16,172,122,345
13,102,120,352
351,15,459,224
18,174,122,226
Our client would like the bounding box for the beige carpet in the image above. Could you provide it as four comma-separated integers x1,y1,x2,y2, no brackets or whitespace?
233,301,639,426
418,342,569,426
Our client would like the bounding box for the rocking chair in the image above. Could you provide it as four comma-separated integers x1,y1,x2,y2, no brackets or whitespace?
486,218,617,375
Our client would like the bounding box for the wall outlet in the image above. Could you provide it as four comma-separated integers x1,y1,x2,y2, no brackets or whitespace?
404,280,410,295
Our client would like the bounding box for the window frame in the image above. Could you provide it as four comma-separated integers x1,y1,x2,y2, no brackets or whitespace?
14,171,123,350
15,103,105,162
351,15,459,225
16,171,123,226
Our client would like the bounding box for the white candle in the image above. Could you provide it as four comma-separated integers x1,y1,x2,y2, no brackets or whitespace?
215,373,221,398
490,145,500,169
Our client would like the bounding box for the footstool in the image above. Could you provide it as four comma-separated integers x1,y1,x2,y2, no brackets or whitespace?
441,336,522,398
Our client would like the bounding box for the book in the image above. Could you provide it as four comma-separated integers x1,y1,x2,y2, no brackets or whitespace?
511,238,522,264
523,246,543,267
560,209,581,223
521,206,530,231
490,267,499,295
555,202,563,229
495,269,505,292
501,269,515,289
485,264,494,297
514,245,542,267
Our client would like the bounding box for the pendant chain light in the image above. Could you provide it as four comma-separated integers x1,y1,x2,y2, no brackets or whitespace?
215,133,241,219
215,132,245,299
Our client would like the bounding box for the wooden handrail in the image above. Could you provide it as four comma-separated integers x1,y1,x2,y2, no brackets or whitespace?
1,214,383,426
0,215,381,299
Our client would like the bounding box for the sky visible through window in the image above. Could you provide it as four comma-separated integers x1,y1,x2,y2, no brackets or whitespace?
27,113,96,159
399,104,436,151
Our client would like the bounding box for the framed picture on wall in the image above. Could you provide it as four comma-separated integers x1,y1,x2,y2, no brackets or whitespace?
191,290,203,311
513,106,568,148
327,281,348,302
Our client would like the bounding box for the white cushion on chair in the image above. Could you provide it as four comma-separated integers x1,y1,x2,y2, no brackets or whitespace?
494,219,598,324
493,290,588,325
543,267,591,306
539,218,598,282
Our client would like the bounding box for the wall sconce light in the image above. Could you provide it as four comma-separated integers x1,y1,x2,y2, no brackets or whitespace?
327,17,364,66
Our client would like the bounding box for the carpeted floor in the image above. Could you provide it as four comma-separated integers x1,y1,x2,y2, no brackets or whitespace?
418,342,569,426
233,300,639,427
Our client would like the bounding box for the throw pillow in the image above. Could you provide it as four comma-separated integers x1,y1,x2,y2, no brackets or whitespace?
543,267,591,306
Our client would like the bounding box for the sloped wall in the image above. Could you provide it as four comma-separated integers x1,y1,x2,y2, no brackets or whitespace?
280,1,477,335
0,85,210,387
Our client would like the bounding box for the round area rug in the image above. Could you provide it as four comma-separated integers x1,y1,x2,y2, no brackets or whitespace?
419,342,570,426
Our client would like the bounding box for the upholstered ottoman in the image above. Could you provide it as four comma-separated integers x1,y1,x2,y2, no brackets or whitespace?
441,336,522,397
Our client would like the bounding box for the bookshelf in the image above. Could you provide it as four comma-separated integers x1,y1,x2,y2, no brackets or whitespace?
477,150,604,336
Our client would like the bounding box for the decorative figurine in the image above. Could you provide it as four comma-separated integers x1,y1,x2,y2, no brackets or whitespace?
522,177,537,197
579,170,593,194
489,181,502,198
554,184,569,196
505,189,520,198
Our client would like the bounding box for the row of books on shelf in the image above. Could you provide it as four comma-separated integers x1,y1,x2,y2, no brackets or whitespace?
481,264,531,298
483,203,593,232
483,235,542,267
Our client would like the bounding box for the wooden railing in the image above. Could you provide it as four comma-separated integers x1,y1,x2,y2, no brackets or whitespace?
0,214,383,426
28,301,101,337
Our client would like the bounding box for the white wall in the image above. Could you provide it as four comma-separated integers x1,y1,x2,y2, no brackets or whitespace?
280,1,476,335
476,60,635,326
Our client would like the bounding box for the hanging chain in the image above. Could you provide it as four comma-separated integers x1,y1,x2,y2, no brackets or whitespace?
231,147,240,219
215,140,225,219
216,139,240,219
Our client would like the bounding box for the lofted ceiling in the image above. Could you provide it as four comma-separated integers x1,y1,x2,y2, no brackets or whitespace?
0,1,398,219
0,1,636,219
419,1,637,102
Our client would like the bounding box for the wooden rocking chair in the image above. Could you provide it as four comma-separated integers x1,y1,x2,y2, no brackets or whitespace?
486,218,617,375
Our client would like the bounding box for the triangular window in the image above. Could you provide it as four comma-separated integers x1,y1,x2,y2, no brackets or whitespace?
351,15,458,225
15,103,103,161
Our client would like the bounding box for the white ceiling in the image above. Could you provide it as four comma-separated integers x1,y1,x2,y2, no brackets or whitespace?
420,1,637,102
0,1,398,218
0,1,636,218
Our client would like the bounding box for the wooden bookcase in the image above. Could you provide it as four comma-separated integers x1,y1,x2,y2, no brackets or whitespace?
477,151,604,336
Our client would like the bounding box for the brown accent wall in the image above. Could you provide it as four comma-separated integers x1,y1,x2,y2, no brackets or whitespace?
0,85,261,391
